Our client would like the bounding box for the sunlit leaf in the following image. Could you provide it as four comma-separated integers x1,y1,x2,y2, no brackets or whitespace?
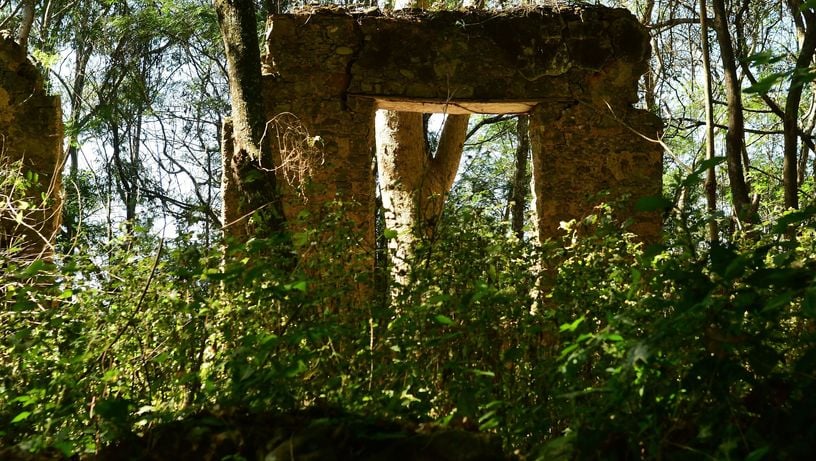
11,411,31,424
559,316,584,333
469,369,495,377
285,280,307,292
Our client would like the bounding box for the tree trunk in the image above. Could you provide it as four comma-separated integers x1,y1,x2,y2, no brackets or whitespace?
63,38,92,244
782,4,816,209
712,0,752,223
700,0,719,243
420,113,469,237
376,110,469,287
797,92,816,186
639,0,660,114
377,110,423,286
509,115,531,239
16,0,35,51
214,0,285,239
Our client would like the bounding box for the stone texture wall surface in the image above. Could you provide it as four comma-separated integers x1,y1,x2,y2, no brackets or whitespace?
0,36,63,258
350,7,649,105
262,11,376,247
243,5,662,266
266,6,651,107
530,102,662,241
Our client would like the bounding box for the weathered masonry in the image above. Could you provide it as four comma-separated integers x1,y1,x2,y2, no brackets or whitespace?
0,36,64,259
224,5,662,252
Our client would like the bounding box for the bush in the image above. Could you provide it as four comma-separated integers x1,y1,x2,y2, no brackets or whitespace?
3,199,815,460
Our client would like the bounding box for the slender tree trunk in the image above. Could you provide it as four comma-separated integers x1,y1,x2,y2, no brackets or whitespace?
639,0,660,114
712,0,752,222
16,0,35,51
798,92,816,186
782,4,816,209
700,0,719,243
214,0,286,238
509,115,531,239
110,121,135,237
63,40,92,243
420,113,469,237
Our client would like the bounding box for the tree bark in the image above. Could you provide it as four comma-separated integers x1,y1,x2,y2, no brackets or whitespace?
782,2,816,209
377,110,423,286
16,0,35,51
639,0,660,114
376,110,469,287
214,0,285,238
700,0,719,243
420,113,469,236
712,0,752,222
509,115,530,239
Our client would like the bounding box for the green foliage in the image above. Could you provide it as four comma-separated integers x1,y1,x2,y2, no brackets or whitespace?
3,190,816,459
536,206,816,459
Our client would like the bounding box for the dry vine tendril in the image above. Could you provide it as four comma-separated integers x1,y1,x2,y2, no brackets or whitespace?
261,112,325,200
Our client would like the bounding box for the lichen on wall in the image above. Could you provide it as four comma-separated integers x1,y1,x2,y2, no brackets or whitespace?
0,35,64,259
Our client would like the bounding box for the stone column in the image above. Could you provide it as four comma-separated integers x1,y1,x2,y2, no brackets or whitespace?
529,101,663,243
227,12,379,308
0,36,64,260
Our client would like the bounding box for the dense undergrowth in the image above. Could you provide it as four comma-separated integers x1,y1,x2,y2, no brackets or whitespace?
2,197,816,459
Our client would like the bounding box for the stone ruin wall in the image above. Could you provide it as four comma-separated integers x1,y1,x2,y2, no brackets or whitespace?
0,36,64,259
246,5,663,255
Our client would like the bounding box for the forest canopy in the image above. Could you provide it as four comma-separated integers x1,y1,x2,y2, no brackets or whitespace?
2,0,816,460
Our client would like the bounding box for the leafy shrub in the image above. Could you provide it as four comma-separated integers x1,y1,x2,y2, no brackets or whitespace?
3,196,816,460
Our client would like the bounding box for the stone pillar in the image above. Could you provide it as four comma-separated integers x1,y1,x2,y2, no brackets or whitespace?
260,11,377,250
529,102,662,242
0,36,64,260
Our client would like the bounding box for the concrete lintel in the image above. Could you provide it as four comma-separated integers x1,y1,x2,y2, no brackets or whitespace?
360,96,541,114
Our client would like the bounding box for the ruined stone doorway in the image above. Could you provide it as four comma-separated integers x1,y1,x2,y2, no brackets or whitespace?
223,6,663,277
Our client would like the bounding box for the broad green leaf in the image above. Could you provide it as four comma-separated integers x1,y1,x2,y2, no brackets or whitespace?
773,206,816,232
791,66,816,88
559,316,585,333
285,360,308,378
558,343,580,360
11,411,31,424
21,260,47,278
285,280,308,292
434,314,454,325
